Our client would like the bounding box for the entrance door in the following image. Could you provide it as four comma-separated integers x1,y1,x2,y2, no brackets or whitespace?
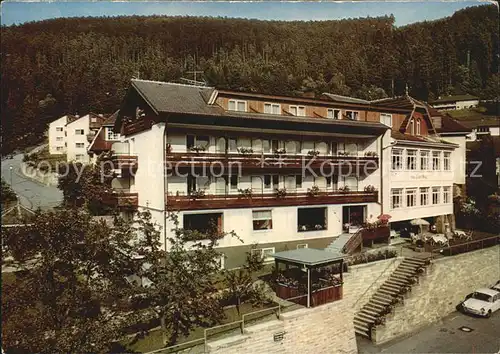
342,205,366,227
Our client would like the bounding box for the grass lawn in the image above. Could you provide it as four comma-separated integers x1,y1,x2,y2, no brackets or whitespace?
120,301,278,353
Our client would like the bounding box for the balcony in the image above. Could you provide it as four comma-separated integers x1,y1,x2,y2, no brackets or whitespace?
110,154,138,171
102,191,138,208
166,152,378,172
167,190,378,211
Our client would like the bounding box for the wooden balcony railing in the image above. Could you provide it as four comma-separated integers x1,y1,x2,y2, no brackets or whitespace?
102,191,138,208
166,152,378,171
110,154,138,171
167,190,378,211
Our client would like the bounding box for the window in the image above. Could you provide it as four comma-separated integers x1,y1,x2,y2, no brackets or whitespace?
264,103,281,114
391,188,403,209
56,127,64,132
183,213,222,236
187,135,209,150
345,111,359,120
420,150,429,170
432,187,440,204
228,137,238,152
297,244,308,249
297,207,327,232
406,188,417,207
187,175,197,194
75,129,84,135
391,148,403,170
410,119,415,135
326,175,338,190
56,137,63,142
416,119,421,135
432,151,441,170
380,113,392,127
406,149,417,170
420,187,429,206
263,175,279,190
444,152,451,171
443,186,451,204
75,154,84,161
56,146,64,152
251,248,275,262
228,99,247,112
106,128,120,141
230,175,238,190
75,142,85,148
327,109,341,120
289,105,306,116
252,210,272,230
296,175,302,189
91,117,97,123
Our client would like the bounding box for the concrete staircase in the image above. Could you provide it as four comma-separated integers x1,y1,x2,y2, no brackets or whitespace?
353,256,430,340
326,232,362,254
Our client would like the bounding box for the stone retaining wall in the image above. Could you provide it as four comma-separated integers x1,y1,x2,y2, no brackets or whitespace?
206,257,402,353
374,246,499,344
20,162,59,186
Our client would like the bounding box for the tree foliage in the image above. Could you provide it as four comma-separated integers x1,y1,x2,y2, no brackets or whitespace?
1,5,498,155
1,209,153,353
1,177,17,205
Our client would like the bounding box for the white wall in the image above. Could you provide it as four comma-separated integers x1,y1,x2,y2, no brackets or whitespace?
440,135,467,185
455,99,479,110
66,115,90,163
165,202,380,250
48,115,68,155
490,126,500,136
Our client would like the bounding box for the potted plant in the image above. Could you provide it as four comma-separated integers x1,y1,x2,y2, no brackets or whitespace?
364,185,376,193
338,186,350,193
274,148,286,156
275,188,287,198
238,188,253,198
189,145,206,153
190,189,205,199
307,185,321,197
364,151,378,158
307,150,320,157
237,147,254,155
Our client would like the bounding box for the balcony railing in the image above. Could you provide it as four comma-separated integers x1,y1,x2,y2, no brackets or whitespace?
167,190,378,211
110,154,138,171
166,152,378,171
102,191,138,208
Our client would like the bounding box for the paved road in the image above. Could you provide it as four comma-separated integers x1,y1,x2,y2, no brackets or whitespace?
1,146,63,211
358,310,500,353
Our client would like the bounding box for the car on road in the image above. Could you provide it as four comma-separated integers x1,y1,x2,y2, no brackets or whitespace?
460,288,500,318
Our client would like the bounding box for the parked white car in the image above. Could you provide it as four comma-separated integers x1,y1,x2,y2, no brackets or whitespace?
461,288,500,318
491,280,500,292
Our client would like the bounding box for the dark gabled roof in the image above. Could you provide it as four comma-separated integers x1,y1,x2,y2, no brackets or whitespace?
437,115,472,134
103,110,119,126
322,93,370,105
455,116,500,129
430,94,479,104
391,131,457,147
131,79,220,115
370,96,416,111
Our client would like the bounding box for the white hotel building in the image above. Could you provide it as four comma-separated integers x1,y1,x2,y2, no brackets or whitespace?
99,80,467,268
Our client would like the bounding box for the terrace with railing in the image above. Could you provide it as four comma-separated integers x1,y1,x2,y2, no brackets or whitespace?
102,191,139,208
166,189,378,211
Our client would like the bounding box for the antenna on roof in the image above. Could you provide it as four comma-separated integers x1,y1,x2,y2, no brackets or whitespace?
180,77,207,86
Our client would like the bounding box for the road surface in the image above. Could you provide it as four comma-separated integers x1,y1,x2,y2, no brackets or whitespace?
1,146,63,211
358,310,500,353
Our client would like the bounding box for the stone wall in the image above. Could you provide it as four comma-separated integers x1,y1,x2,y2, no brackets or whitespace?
206,257,403,353
20,163,59,186
374,246,499,344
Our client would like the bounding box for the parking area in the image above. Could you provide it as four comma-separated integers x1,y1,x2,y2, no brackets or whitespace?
358,310,500,353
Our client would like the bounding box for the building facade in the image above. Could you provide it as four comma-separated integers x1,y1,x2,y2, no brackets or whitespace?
48,114,76,155
429,94,479,111
65,113,106,163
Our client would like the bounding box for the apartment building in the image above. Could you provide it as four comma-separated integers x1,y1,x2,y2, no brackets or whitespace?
103,79,401,268
371,96,469,235
65,113,107,163
429,94,479,111
48,114,78,155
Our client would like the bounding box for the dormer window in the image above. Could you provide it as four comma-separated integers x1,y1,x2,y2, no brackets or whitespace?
106,128,120,141
289,105,306,117
264,103,281,114
416,119,421,135
345,111,359,120
410,119,415,135
327,109,341,120
228,99,247,112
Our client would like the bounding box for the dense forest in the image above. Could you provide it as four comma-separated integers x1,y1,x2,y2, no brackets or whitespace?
1,4,498,154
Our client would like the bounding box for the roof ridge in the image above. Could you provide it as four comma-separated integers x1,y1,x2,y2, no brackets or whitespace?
131,78,213,89
322,92,369,102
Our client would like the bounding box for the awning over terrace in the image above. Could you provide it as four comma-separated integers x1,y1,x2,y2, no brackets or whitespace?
272,248,345,308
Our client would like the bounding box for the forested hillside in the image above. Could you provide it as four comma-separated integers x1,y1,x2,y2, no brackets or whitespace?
1,5,498,153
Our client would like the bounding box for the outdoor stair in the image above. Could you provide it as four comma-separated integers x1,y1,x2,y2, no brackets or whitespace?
353,257,430,340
